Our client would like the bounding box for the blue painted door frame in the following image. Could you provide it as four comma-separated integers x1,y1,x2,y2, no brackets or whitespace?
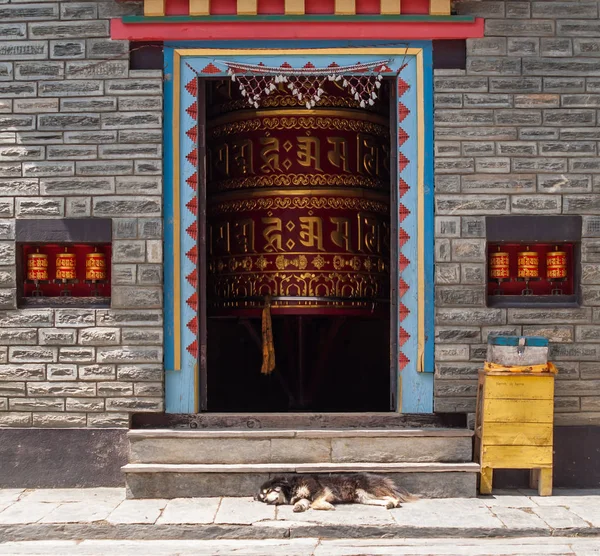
163,41,434,414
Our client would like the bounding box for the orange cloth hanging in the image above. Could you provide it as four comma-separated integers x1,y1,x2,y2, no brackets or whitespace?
261,295,276,375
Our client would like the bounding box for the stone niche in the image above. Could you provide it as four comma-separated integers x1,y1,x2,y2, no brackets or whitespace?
16,219,112,308
486,216,582,309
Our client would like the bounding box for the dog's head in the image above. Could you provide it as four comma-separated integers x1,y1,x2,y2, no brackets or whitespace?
255,476,291,505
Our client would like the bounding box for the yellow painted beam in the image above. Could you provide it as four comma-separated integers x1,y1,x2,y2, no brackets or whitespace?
237,0,258,15
380,0,400,15
144,0,165,17
335,0,356,15
285,0,305,14
189,0,210,16
429,0,450,16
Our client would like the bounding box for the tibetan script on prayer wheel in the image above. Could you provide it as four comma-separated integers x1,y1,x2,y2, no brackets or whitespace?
27,252,48,282
546,249,567,280
86,251,107,281
206,80,391,316
517,250,539,279
56,250,76,281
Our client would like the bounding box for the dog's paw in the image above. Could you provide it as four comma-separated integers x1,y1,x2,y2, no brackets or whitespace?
293,500,310,513
385,501,396,510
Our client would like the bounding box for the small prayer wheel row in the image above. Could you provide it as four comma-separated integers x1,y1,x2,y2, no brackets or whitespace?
489,247,568,281
27,249,107,282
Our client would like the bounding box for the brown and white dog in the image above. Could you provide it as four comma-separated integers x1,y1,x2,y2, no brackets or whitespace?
255,473,417,512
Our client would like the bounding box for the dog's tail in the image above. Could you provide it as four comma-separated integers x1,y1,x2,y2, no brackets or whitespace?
381,476,420,503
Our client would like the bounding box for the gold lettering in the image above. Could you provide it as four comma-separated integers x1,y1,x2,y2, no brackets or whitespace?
357,213,381,254
233,218,255,254
327,137,350,172
299,216,324,251
213,222,231,255
297,137,322,171
262,217,283,252
357,134,377,177
231,139,254,175
260,137,280,173
214,143,229,178
330,217,352,252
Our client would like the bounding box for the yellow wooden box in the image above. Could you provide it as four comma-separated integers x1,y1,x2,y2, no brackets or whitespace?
475,370,555,496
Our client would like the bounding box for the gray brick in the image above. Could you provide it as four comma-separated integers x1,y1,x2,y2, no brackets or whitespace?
466,57,521,76
435,362,482,379
435,216,460,238
118,96,163,111
0,146,42,162
435,327,481,344
463,94,511,108
583,217,600,238
544,77,585,93
97,0,142,18
101,112,161,130
561,128,600,140
14,61,64,81
497,141,537,156
28,382,96,397
134,383,163,397
99,144,161,159
435,175,461,193
0,3,58,21
435,141,461,157
0,200,13,217
0,310,53,328
435,263,460,284
433,76,488,93
513,158,567,173
75,161,132,178
66,398,104,412
511,195,561,214
0,42,46,61
508,308,592,325
514,94,560,109
39,80,103,97
576,326,600,342
490,77,541,93
455,1,504,17
10,398,64,412
484,19,555,37
97,346,162,364
551,344,600,361
59,347,95,363
78,364,115,380
65,197,90,217
540,141,596,156
435,157,474,173
16,197,63,217
0,220,14,241
32,413,87,427
0,115,35,132
434,94,462,109
0,23,26,41
522,325,574,343
0,163,18,177
0,329,37,345
436,285,485,307
46,363,77,381
519,127,559,140
0,82,36,97
0,364,44,381
462,174,535,194
584,239,600,261
466,37,507,56
64,130,116,144
96,309,162,327
93,196,161,217
436,195,509,215
495,110,542,126
66,60,128,80
0,413,32,427
9,346,57,363
13,98,58,113
533,2,597,18
461,264,486,285
436,127,518,141
17,132,62,144
474,158,510,173
60,97,117,112
134,160,161,176
60,2,97,19
116,176,161,194
538,175,592,193
105,397,162,412
112,218,137,239
570,159,600,173
112,264,136,285
46,145,97,161
106,79,162,96
78,327,120,346
40,177,113,195
50,40,85,59
0,382,26,396
435,344,469,361
462,142,495,156
112,240,145,263
86,38,129,59
451,239,486,262
0,178,38,195
38,328,77,346
138,264,162,285
138,218,162,239
461,217,486,238
117,364,162,382
544,110,596,127
436,239,451,262
117,129,162,144
507,37,539,57
111,286,162,309
38,113,100,131
540,38,573,58
29,20,109,39
505,2,530,18
55,309,94,327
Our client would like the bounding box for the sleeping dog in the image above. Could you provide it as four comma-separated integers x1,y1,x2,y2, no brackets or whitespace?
255,473,417,512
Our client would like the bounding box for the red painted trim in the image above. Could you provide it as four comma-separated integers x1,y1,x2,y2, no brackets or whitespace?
165,0,189,16
211,0,237,14
258,0,284,15
111,18,484,41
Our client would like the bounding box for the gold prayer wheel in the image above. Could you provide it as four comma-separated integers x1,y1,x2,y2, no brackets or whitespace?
205,80,391,316
517,249,539,279
489,250,510,280
86,251,106,281
546,248,567,280
56,249,76,280
27,251,48,281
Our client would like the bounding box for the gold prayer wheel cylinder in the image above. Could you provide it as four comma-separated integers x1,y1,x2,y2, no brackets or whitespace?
517,250,539,279
489,250,510,280
55,251,76,280
547,249,567,280
27,252,48,281
205,80,391,316
86,251,106,281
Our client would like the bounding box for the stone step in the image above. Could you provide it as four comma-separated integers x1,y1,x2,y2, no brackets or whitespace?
128,428,474,465
122,462,480,499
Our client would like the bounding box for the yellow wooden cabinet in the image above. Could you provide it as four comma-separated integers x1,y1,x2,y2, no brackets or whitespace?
475,370,555,496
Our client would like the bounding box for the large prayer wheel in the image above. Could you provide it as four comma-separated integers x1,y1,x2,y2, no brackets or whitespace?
206,80,391,316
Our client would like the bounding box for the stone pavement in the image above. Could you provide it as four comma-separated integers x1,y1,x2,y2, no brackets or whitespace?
0,488,600,543
0,537,599,556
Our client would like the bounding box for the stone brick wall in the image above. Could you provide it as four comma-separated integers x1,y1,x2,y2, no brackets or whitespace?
434,0,600,426
0,0,164,428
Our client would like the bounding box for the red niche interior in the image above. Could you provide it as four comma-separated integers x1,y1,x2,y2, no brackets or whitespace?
487,243,574,297
22,243,112,298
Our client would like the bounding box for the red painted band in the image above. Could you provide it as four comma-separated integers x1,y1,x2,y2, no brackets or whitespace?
111,18,484,41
